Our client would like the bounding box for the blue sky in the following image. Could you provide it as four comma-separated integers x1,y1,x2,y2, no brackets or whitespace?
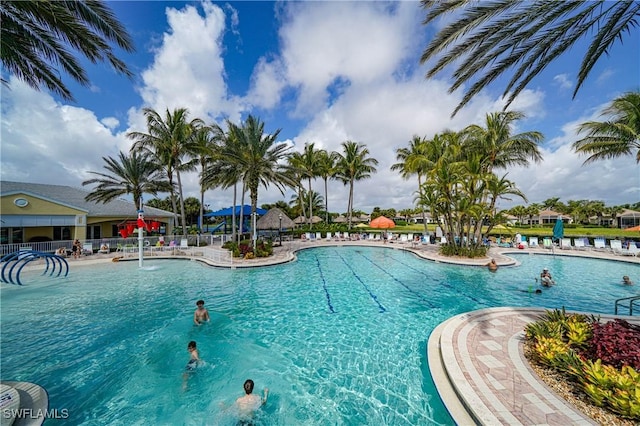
2,1,639,213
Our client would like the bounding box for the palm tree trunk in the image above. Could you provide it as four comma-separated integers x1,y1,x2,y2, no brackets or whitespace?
231,184,237,243
418,175,428,235
199,189,205,233
347,179,354,229
324,177,329,223
308,177,313,229
177,170,187,236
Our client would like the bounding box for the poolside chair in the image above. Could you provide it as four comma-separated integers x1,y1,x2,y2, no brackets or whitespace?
610,240,623,254
621,242,639,256
542,238,553,249
560,238,572,250
315,232,322,240
572,238,586,250
593,238,607,251
325,232,332,240
528,237,539,248
179,238,191,255
343,232,349,241
82,243,93,255
304,232,312,241
98,243,110,254
399,234,408,244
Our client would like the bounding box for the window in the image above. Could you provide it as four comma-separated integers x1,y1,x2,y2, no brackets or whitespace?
53,227,72,241
1,227,24,244
86,225,101,240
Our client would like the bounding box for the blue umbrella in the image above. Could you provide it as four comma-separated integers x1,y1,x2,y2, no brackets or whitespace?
552,217,564,242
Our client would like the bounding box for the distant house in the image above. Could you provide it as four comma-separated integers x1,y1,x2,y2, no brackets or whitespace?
618,209,640,229
0,181,174,244
530,209,567,225
409,213,434,224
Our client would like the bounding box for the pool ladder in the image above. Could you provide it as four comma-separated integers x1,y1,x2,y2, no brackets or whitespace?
614,295,640,316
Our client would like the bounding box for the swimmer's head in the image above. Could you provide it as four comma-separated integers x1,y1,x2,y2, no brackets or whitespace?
535,289,542,294
188,341,197,350
244,379,254,395
196,300,204,307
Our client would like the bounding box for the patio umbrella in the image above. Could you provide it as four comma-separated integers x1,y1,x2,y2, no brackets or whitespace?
369,216,395,229
552,217,564,242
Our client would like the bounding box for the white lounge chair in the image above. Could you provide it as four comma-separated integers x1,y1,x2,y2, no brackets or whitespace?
621,242,639,256
82,243,93,255
593,238,607,251
610,240,623,254
179,238,191,254
529,237,539,248
399,234,408,244
572,239,586,250
326,232,332,240
98,243,110,254
560,238,572,249
315,232,322,240
542,238,553,249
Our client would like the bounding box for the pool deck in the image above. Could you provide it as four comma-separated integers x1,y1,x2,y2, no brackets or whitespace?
16,240,640,425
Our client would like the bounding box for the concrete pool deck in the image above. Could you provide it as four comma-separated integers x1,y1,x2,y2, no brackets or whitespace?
14,240,640,424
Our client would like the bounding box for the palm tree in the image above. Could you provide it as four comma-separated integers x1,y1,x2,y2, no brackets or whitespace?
193,124,221,232
461,111,544,173
82,151,170,209
316,149,339,223
420,1,640,116
391,135,433,235
573,91,640,164
225,115,295,249
1,0,135,101
335,141,378,229
127,107,203,236
288,143,323,229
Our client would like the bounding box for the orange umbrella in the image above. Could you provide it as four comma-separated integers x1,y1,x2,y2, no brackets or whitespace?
625,224,640,231
369,216,395,229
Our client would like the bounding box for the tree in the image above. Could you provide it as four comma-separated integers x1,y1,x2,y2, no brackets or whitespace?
128,107,203,236
335,141,378,229
391,135,434,235
1,0,135,101
225,115,295,249
315,149,339,224
573,91,640,164
82,151,169,209
420,1,640,116
192,124,221,232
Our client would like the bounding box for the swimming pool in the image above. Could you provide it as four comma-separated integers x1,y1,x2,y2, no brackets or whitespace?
1,247,638,425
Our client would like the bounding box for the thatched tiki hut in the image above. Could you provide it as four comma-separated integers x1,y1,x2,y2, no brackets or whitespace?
257,208,295,243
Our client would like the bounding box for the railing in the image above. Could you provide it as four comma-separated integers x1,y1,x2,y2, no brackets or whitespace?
614,295,640,316
0,234,230,257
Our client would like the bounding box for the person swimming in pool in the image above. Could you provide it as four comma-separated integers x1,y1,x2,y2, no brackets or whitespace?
540,268,554,287
185,340,200,371
622,275,633,285
193,300,210,326
486,258,498,272
236,379,268,422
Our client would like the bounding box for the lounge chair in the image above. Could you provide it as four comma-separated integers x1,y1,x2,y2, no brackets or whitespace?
98,243,110,254
399,234,408,244
82,243,93,255
542,238,553,249
315,232,322,240
326,232,332,240
610,240,623,254
621,242,639,256
572,239,586,250
343,232,349,241
593,238,607,251
560,238,572,250
179,239,191,255
529,237,539,248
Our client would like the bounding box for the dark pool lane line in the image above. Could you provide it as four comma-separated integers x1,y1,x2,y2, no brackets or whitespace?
333,250,386,313
358,252,436,308
314,255,336,313
385,253,490,307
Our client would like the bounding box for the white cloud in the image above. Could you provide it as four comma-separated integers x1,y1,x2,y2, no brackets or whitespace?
553,73,573,90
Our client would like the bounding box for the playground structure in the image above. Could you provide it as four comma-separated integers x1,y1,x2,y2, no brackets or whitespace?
1,250,69,285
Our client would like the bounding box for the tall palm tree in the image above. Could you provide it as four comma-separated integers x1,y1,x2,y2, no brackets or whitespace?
127,107,203,236
391,135,434,235
193,124,221,232
335,141,378,229
82,151,170,209
573,91,640,164
225,115,295,249
1,0,135,101
421,1,640,116
288,143,323,229
461,111,544,173
316,149,339,223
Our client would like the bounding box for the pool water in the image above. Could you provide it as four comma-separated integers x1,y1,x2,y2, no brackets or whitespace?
1,247,638,425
